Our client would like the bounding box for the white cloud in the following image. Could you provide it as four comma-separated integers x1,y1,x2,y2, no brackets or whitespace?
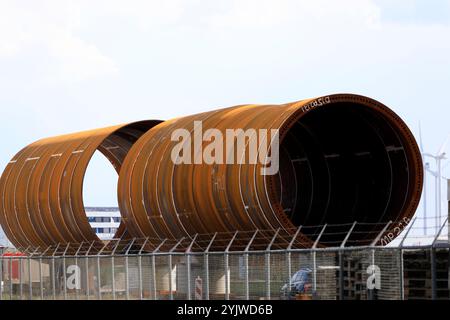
206,0,381,29
1,0,449,83
0,0,192,82
85,0,185,30
46,31,118,82
0,0,118,82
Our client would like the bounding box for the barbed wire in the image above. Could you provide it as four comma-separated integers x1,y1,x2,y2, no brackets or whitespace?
1,218,448,257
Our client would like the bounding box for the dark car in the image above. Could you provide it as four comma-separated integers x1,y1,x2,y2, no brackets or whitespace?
280,268,313,299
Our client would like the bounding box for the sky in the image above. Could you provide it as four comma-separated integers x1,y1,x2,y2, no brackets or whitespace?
0,0,450,236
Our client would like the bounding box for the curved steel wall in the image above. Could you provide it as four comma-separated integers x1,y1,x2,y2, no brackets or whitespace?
0,120,161,249
0,94,423,250
118,94,423,246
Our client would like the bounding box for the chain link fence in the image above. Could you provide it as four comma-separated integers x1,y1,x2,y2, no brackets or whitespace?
1,219,449,300
1,246,449,300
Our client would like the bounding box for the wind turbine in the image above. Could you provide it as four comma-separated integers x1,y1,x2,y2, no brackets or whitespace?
418,123,428,235
423,133,450,234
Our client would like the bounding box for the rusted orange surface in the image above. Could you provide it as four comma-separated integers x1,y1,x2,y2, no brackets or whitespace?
118,94,423,246
0,94,423,251
0,121,161,249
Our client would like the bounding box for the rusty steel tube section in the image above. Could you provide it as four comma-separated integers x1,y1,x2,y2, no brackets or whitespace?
0,120,161,249
118,94,423,246
0,93,423,250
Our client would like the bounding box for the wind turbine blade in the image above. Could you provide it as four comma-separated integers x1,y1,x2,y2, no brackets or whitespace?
418,122,424,152
442,160,450,170
438,133,450,156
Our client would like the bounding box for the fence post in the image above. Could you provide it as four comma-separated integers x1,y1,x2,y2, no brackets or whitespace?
19,258,23,300
312,225,327,297
244,231,259,300
265,253,270,299
111,255,116,300
85,241,95,300
19,247,31,300
187,254,191,300
431,248,437,300
63,243,71,300
151,239,167,300
399,249,404,300
125,238,136,300
85,258,89,299
168,254,173,300
50,244,61,300
244,254,249,300
138,255,143,300
51,258,56,300
287,252,291,290
431,217,448,300
96,256,101,300
62,257,67,300
9,258,13,300
396,219,416,300
110,239,122,301
224,252,229,300
287,227,303,292
204,233,216,300
27,248,41,300
151,254,157,300
169,237,185,300
341,222,357,248
368,248,376,300
312,251,317,296
95,241,109,300
204,254,209,300
186,235,198,300
28,256,32,299
338,250,343,300
73,242,85,301
137,238,148,300
266,229,280,299
74,257,79,300
39,257,43,300
225,231,239,300
336,218,356,290
0,256,3,300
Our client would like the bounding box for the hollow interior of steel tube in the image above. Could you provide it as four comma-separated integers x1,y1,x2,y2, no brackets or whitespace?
83,150,120,240
83,121,160,240
274,102,410,245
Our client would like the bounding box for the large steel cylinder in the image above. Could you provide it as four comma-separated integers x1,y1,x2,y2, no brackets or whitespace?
118,94,423,246
0,121,161,249
0,93,423,250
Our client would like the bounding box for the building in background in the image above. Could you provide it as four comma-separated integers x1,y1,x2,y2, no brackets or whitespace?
0,208,121,248
0,224,11,249
85,207,121,240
